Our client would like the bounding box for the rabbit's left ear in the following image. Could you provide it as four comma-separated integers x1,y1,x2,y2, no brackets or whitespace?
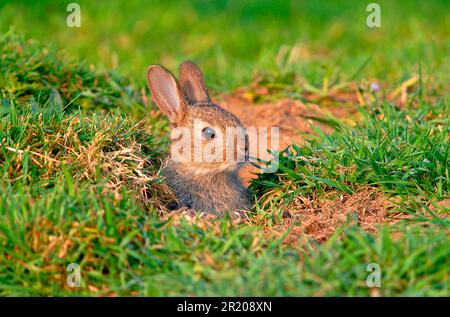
179,60,210,104
147,65,188,124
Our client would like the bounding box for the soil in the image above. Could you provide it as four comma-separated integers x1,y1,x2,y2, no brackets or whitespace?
270,187,394,243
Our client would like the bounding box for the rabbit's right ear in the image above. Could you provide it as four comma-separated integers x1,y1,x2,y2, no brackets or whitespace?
147,65,188,123
179,61,210,104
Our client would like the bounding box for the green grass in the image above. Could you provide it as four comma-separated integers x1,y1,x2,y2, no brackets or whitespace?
0,31,145,116
1,0,448,92
253,103,450,203
0,1,449,296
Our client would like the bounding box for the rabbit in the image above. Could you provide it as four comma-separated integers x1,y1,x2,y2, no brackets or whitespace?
147,61,252,217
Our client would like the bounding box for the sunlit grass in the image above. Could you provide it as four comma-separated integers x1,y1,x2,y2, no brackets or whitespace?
1,0,448,91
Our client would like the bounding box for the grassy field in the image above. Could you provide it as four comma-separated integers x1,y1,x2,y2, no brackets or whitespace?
0,1,449,296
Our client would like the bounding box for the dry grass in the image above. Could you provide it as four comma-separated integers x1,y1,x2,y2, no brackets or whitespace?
250,186,394,244
0,109,175,211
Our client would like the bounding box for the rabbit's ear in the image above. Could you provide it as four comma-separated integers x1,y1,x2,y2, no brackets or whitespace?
179,61,210,104
147,65,188,123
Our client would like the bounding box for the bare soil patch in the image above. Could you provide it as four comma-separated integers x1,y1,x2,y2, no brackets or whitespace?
268,187,395,243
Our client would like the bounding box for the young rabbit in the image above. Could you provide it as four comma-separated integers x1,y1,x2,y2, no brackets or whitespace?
147,61,252,217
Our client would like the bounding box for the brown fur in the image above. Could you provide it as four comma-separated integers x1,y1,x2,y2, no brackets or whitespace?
147,61,252,216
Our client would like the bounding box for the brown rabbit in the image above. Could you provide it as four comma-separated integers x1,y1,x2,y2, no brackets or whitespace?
147,61,252,217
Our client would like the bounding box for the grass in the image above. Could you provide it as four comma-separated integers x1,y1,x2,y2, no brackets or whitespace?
1,0,448,92
0,31,145,116
0,1,449,296
253,103,449,202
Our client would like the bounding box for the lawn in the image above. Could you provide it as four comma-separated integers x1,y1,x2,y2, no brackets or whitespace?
0,0,448,296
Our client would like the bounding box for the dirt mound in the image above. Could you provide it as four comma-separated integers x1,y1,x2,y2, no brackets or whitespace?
265,187,394,243
217,94,357,149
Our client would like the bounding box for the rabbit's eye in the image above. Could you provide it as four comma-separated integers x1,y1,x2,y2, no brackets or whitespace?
202,127,216,140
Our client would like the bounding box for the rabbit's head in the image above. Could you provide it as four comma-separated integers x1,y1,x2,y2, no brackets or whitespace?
147,61,249,174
